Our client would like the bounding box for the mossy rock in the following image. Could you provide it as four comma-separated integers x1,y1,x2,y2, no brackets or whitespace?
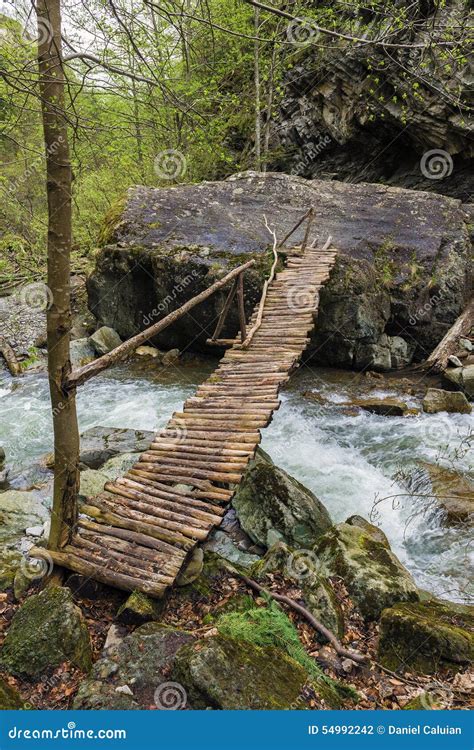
175,551,236,602
315,523,419,620
378,601,474,674
0,677,25,709
233,448,331,549
74,624,194,710
0,586,92,677
172,635,307,709
116,590,164,625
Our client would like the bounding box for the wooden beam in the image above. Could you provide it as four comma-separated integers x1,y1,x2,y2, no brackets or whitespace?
66,259,255,389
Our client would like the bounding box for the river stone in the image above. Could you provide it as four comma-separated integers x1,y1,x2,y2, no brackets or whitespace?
0,586,92,676
135,345,161,358
89,326,122,356
417,463,473,525
347,397,409,417
314,523,419,621
345,515,390,546
79,426,155,469
443,365,474,398
74,624,194,709
378,600,474,674
70,338,96,368
0,677,25,709
203,530,261,569
99,452,141,481
422,388,471,414
88,173,471,367
176,547,204,586
233,447,331,549
172,635,307,709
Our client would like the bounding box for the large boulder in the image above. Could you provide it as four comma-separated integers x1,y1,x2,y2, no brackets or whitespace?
87,173,471,368
378,600,474,674
232,448,331,549
415,463,474,525
0,586,92,676
314,522,419,620
172,635,307,710
74,624,194,710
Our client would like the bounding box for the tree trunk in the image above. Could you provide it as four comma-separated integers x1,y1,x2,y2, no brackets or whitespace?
37,0,80,550
253,8,261,170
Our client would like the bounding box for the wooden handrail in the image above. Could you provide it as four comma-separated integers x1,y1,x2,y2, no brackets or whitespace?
66,259,255,390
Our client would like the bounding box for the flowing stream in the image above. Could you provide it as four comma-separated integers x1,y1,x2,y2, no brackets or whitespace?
0,359,472,603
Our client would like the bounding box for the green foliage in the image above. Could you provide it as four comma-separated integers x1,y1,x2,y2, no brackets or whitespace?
216,600,358,703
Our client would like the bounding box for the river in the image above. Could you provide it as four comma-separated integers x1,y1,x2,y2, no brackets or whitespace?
0,358,472,603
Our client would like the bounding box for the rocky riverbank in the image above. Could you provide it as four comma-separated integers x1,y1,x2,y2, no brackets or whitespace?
0,426,472,711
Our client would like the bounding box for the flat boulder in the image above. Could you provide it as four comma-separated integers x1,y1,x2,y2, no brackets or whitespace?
422,388,471,414
378,600,474,674
314,522,419,620
172,635,307,709
0,586,92,677
233,447,331,549
79,426,154,469
88,172,471,367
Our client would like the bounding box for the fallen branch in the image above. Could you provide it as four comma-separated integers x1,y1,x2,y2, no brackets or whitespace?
232,570,368,665
0,336,22,376
424,297,474,373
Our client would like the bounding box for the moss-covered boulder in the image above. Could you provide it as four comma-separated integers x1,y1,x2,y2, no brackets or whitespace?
233,448,331,549
74,624,194,709
314,523,419,620
0,586,92,676
173,635,307,709
0,677,25,709
253,542,344,638
422,388,471,414
378,601,474,674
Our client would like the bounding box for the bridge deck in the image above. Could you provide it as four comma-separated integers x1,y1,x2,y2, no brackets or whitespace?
37,245,337,596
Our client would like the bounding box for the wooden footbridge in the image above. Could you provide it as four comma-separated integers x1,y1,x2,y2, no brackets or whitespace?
32,218,337,597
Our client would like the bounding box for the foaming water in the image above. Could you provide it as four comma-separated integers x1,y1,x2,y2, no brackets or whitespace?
0,362,472,602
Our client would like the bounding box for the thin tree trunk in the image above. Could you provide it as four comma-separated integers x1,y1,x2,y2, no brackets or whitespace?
37,0,80,550
262,35,278,170
253,8,261,170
